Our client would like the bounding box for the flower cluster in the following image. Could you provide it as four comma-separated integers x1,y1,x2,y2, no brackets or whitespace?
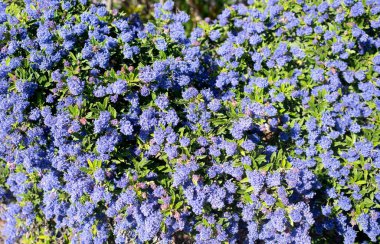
0,0,380,243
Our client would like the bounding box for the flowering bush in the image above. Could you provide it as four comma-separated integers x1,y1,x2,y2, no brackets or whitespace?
0,0,380,243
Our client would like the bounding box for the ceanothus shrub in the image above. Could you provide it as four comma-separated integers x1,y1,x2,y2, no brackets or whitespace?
0,0,380,243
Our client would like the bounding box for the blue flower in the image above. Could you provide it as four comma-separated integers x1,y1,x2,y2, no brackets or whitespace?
94,111,111,134
155,94,169,110
209,30,221,41
338,195,352,211
119,118,133,136
351,2,364,17
155,38,167,51
67,76,85,95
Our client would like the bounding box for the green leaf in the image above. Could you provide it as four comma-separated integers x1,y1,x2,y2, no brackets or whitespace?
108,106,117,118
68,105,80,117
355,180,367,185
174,201,183,210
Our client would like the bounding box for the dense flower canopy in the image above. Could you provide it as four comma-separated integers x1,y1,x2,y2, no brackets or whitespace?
0,0,380,243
